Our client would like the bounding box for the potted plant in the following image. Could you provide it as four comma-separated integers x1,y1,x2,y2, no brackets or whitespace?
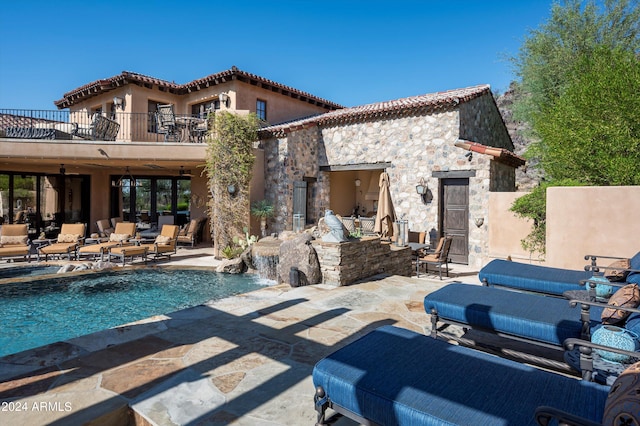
251,200,274,237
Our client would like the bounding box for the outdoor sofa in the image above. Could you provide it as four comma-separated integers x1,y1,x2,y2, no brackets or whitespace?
312,325,638,426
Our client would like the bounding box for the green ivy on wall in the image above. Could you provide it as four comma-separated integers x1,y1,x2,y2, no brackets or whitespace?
204,111,260,258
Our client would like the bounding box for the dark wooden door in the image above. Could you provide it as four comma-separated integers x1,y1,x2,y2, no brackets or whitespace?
440,178,469,264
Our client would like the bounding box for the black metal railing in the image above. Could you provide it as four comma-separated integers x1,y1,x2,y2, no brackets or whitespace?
0,109,209,143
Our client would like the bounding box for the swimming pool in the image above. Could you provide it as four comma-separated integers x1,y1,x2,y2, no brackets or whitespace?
0,268,269,357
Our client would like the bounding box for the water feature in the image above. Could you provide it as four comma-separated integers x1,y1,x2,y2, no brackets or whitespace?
251,237,281,281
0,267,270,357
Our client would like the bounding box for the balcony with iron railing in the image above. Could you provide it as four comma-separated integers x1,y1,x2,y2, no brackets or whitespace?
0,109,209,143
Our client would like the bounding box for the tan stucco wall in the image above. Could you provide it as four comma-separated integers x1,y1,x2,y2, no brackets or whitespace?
545,186,640,270
486,192,542,264
487,187,639,270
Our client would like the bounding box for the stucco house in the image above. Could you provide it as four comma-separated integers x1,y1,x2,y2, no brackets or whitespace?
0,67,342,241
258,85,525,268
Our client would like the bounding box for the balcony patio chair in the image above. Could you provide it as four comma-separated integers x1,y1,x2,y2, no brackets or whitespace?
110,224,178,262
74,114,120,141
416,236,453,279
479,251,640,297
312,325,637,426
0,224,31,262
38,223,86,261
189,118,208,143
156,104,181,142
78,222,136,261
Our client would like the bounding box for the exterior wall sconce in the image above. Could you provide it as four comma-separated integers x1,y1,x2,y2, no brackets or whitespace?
416,178,432,204
474,217,484,227
219,92,230,108
227,184,237,195
355,178,361,187
113,96,125,110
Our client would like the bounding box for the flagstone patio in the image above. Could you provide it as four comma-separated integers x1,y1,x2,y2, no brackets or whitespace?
0,246,481,425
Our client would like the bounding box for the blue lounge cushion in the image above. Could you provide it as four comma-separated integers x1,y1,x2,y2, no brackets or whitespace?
423,283,604,346
479,259,591,296
627,252,640,285
313,325,609,426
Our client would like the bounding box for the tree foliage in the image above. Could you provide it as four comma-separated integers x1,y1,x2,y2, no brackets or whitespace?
204,112,260,257
512,0,640,127
532,47,640,185
508,0,640,256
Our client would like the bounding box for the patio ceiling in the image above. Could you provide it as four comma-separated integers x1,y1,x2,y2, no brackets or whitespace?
0,140,206,175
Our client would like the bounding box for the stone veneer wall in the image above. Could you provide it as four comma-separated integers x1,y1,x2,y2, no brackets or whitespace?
312,237,413,286
262,92,518,268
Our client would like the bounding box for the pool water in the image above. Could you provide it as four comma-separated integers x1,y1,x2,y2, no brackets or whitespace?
0,268,268,357
0,265,61,281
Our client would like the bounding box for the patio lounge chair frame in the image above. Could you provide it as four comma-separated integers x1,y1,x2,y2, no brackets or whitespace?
313,325,623,426
479,251,640,297
78,222,136,261
423,282,640,376
37,223,86,261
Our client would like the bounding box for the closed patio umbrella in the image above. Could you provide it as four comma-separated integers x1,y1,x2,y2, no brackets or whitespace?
374,171,396,239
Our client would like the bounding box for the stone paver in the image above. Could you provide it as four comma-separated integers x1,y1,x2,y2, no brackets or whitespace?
0,245,481,425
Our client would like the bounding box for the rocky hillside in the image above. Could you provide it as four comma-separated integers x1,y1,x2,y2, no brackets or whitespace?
495,84,542,191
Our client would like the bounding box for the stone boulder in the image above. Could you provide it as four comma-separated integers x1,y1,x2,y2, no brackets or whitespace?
277,233,321,286
216,257,247,274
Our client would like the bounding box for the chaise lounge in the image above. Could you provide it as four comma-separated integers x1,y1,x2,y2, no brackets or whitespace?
313,325,638,426
0,224,31,262
38,223,86,261
423,282,640,378
78,222,136,260
479,252,640,297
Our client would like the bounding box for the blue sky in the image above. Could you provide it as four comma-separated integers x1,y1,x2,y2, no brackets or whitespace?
0,1,555,111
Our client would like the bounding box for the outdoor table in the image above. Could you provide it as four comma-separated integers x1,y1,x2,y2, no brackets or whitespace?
175,116,206,142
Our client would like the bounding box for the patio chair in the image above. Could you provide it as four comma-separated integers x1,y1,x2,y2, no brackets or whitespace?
75,114,120,141
416,236,453,279
340,216,357,234
312,325,635,426
177,218,206,247
111,224,178,262
156,104,181,142
110,217,122,228
96,218,114,237
78,222,136,261
358,216,376,236
0,224,31,262
423,282,640,376
480,251,640,297
38,223,86,261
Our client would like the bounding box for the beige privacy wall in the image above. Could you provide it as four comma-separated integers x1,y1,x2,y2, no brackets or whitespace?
545,186,639,270
487,187,639,270
487,192,542,264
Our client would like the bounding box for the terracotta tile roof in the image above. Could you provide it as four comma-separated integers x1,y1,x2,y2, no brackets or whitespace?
54,66,343,110
259,85,491,138
455,139,526,168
